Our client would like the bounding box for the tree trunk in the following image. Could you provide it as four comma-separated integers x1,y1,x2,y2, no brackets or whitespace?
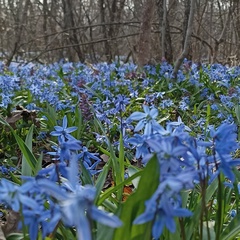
173,0,195,78
99,0,110,61
137,0,155,66
62,0,84,62
156,0,173,63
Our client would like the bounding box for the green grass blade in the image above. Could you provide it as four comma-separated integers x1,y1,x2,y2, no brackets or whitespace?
186,178,218,240
220,214,240,240
0,117,38,176
21,124,34,176
113,155,159,240
97,170,143,206
94,162,111,203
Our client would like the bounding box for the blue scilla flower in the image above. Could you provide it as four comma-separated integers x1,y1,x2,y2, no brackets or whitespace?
50,116,78,141
134,191,192,239
203,123,240,182
47,137,82,163
230,209,237,218
127,134,151,159
128,105,164,135
114,94,130,112
78,146,101,175
37,162,68,182
78,147,101,166
145,135,189,171
0,179,39,212
160,99,174,109
210,123,238,155
58,137,82,162
37,179,122,240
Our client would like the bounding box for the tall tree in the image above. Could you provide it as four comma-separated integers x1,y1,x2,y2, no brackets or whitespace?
156,0,173,63
62,0,84,62
6,0,31,66
173,0,195,77
137,0,155,66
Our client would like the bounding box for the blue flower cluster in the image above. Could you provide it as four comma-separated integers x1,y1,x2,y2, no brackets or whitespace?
1,60,240,239
0,116,121,240
1,60,240,130
127,105,240,238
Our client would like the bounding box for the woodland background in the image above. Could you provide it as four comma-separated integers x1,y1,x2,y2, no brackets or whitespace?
0,0,239,67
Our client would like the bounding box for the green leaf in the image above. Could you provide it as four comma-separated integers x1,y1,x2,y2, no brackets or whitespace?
0,117,38,175
96,222,115,240
97,170,143,206
79,160,93,185
202,221,215,240
94,162,110,203
235,105,240,125
74,107,83,139
14,131,38,175
220,214,240,240
34,151,43,173
186,178,218,240
113,155,159,240
42,103,57,129
128,165,141,189
117,133,125,200
21,124,34,176
6,233,25,240
206,104,211,125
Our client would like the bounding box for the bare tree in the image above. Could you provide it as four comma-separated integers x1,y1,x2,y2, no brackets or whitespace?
156,0,173,62
136,0,155,66
0,0,237,66
62,0,84,62
6,0,31,66
173,0,195,77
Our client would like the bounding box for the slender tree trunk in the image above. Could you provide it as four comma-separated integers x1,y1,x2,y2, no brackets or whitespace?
62,0,84,62
161,0,167,59
212,8,231,63
173,0,195,78
99,0,110,61
182,0,191,50
6,0,31,66
137,0,155,66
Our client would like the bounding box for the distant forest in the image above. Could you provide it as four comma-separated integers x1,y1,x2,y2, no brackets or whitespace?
0,0,239,66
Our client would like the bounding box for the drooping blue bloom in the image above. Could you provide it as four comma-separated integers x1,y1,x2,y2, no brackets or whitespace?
113,94,130,112
58,137,82,162
78,146,101,175
210,123,238,155
160,99,174,109
78,147,101,166
127,134,151,159
48,137,82,163
37,162,68,182
230,209,237,218
37,179,122,240
134,190,192,239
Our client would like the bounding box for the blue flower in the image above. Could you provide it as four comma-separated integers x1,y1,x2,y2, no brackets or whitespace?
50,116,78,141
114,94,130,112
230,209,237,218
127,134,151,159
58,137,82,162
37,162,68,182
145,136,189,170
78,147,101,167
128,105,164,135
78,146,101,175
160,99,174,109
37,179,122,240
134,191,192,239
